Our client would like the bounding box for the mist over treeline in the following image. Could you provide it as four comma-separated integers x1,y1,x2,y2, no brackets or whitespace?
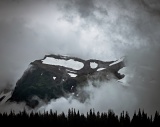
0,108,160,127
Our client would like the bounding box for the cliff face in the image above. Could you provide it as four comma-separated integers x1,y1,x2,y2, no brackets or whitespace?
9,54,125,108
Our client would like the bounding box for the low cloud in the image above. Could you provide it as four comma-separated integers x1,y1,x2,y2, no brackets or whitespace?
37,80,137,116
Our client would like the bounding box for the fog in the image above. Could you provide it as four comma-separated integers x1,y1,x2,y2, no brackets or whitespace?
0,0,160,115
37,80,136,116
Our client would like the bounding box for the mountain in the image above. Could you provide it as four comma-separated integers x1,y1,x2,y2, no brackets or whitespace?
2,54,125,108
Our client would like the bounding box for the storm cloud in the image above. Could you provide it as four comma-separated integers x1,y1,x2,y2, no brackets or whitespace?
0,0,160,115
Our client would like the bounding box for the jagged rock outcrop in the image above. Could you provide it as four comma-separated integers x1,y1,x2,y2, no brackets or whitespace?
8,54,125,108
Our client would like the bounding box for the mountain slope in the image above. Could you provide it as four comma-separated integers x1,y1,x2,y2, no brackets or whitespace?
8,54,125,108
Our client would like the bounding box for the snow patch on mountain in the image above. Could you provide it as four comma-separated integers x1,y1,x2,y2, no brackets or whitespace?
90,62,98,69
68,73,77,77
0,91,12,105
118,67,128,85
42,57,84,70
97,68,106,71
71,86,74,90
109,57,124,66
66,69,77,73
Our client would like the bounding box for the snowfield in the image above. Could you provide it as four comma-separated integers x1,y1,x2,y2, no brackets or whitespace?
90,62,98,69
42,57,84,70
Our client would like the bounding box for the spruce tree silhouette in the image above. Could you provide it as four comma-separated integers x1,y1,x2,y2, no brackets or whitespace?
0,108,159,126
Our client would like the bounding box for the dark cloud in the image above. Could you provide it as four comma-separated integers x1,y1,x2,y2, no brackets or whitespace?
141,0,160,14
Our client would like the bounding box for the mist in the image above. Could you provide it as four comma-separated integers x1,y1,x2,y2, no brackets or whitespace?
0,0,160,115
37,80,137,116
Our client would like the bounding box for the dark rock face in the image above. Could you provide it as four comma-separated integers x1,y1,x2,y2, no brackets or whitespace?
9,54,125,108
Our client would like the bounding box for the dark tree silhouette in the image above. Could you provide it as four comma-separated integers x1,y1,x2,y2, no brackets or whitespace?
0,108,159,127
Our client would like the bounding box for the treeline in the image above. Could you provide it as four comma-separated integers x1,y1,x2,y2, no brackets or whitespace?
0,109,160,126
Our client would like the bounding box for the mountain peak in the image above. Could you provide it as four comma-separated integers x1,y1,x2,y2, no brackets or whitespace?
7,54,125,108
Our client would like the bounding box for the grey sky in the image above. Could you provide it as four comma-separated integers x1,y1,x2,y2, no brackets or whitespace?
0,0,160,115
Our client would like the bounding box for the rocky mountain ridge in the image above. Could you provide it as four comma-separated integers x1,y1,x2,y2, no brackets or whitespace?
1,54,125,108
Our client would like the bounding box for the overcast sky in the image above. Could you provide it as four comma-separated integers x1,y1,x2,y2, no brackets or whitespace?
0,0,160,115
